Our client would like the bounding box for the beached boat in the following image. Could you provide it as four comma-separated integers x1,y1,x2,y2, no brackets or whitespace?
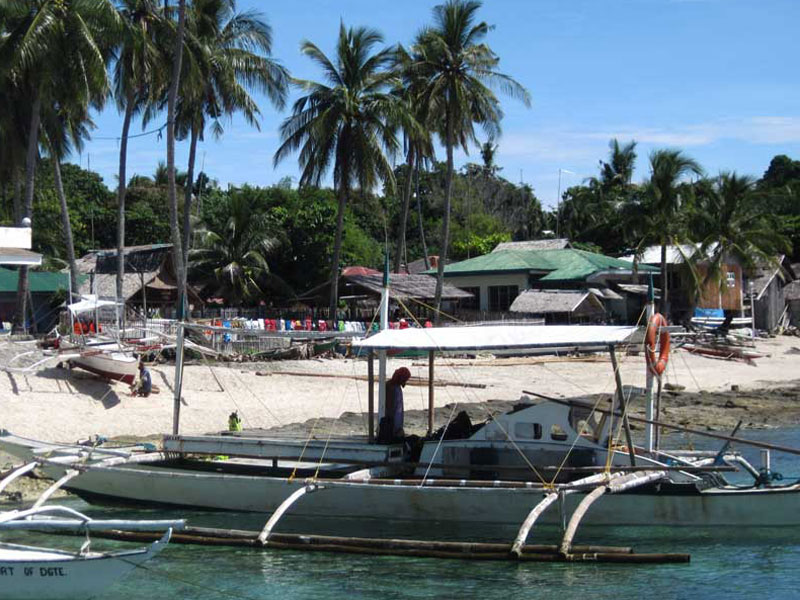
2,320,799,543
67,347,139,385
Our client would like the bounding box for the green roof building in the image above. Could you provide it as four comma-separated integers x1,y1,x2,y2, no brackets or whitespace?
0,267,72,331
425,246,658,321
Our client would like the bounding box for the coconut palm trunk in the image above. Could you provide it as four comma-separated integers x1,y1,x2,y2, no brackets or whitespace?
433,115,454,322
182,122,199,270
13,92,42,333
12,169,21,225
329,176,349,324
53,158,78,297
416,157,429,270
166,0,188,319
393,146,416,274
116,93,135,305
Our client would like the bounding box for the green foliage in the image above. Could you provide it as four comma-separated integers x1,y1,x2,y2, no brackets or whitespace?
191,188,282,305
390,160,543,262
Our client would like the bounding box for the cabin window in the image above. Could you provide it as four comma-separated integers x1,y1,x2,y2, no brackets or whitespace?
550,424,569,441
514,422,542,440
489,285,519,312
459,287,480,311
726,271,736,288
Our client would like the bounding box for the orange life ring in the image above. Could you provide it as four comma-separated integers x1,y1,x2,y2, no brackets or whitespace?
645,313,670,376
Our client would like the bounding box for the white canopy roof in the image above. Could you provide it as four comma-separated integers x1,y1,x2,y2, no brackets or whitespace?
68,295,119,315
352,325,637,352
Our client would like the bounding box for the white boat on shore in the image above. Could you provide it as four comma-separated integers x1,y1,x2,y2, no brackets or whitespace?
67,348,139,385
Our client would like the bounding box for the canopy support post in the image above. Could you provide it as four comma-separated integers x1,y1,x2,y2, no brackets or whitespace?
368,351,375,443
608,345,636,466
427,350,435,435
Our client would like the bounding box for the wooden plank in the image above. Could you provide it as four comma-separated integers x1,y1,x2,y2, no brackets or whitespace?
257,370,486,389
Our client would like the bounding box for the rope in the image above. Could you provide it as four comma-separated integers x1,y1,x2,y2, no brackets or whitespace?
391,298,549,486
405,296,463,323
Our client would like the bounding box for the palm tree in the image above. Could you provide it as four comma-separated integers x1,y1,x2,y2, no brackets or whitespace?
627,149,703,317
0,79,29,225
191,191,282,305
165,0,188,318
41,106,95,298
274,23,402,322
113,0,164,307
689,172,790,296
599,139,637,189
392,46,432,273
408,0,530,318
0,0,118,331
177,0,288,275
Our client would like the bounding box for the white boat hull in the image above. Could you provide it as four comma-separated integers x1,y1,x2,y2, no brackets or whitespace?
68,351,138,385
0,534,168,600
23,459,800,531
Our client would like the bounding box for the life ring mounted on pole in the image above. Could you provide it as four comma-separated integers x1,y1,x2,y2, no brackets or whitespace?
645,313,670,377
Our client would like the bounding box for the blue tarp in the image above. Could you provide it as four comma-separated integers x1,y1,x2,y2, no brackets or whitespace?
694,307,724,318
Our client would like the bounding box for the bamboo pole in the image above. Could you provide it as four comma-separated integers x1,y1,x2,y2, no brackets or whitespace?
609,346,636,466
261,370,485,389
72,527,688,563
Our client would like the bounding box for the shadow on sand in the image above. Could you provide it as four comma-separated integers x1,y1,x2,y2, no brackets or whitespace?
32,366,123,408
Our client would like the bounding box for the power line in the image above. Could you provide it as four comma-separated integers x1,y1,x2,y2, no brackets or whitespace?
91,122,168,142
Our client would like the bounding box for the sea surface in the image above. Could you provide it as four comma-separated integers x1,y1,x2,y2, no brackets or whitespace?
7,427,800,599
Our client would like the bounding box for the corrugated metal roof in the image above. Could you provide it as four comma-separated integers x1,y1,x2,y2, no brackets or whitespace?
430,249,656,281
0,267,70,293
493,238,571,252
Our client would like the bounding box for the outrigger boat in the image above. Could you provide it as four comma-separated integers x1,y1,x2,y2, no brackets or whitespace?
2,318,799,547
0,465,183,600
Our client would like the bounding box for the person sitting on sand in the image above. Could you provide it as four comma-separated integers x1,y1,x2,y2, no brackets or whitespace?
131,362,152,397
378,367,411,442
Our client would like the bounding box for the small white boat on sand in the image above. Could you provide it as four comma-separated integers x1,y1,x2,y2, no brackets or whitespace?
67,348,139,385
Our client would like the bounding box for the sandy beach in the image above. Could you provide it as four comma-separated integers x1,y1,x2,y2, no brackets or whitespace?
0,334,799,442
1,334,799,503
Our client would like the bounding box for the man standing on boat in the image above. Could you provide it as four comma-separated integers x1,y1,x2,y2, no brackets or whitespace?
378,367,411,442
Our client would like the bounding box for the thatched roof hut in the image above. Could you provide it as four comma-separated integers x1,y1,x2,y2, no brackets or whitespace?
72,244,203,309
509,290,604,323
300,270,472,306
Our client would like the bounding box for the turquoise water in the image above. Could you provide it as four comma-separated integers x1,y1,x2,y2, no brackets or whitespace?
10,428,800,599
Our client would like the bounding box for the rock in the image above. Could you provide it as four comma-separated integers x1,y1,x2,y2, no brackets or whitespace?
731,384,740,392
664,383,685,392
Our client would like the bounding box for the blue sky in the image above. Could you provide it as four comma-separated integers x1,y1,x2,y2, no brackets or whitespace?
74,0,800,210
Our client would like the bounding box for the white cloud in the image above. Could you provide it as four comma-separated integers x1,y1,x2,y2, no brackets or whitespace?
499,116,800,164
